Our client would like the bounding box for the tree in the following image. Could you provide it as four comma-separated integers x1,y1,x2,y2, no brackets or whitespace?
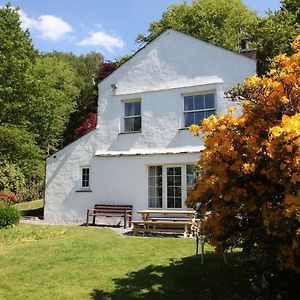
31,55,79,154
137,0,257,52
74,112,97,140
50,52,103,144
251,7,300,74
281,0,300,23
0,4,38,126
188,36,300,272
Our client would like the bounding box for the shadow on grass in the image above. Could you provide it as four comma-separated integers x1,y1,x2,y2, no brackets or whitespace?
21,207,44,219
90,253,263,300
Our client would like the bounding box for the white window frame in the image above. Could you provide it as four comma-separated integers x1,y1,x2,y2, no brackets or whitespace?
122,98,142,133
183,91,216,128
80,166,90,189
147,164,193,209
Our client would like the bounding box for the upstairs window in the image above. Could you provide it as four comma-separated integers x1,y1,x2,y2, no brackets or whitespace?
81,167,90,188
184,93,215,127
124,101,141,132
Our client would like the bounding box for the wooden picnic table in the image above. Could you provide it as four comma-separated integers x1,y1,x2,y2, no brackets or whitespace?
137,209,196,221
134,209,197,237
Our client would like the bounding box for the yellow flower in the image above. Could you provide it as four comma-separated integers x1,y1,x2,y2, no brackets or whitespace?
270,126,283,137
227,106,237,113
189,124,200,136
280,96,290,105
246,76,260,85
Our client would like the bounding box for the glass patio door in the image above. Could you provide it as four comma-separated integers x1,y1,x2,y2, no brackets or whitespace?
166,167,182,208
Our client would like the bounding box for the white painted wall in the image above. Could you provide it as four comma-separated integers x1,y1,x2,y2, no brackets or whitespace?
44,29,256,223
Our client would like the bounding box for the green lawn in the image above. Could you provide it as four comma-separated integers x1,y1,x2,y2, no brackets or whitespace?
0,224,271,300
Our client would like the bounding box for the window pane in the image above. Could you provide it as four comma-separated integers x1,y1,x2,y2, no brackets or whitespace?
125,118,134,132
184,96,194,111
148,166,163,208
175,187,181,197
167,198,174,208
195,111,205,125
184,112,194,127
174,176,181,186
133,116,141,131
167,187,174,197
175,198,182,208
149,187,155,197
167,168,174,176
133,102,141,115
157,198,162,208
187,164,194,175
148,176,155,186
125,103,133,116
156,187,162,197
149,198,155,208
194,95,205,110
156,166,162,176
205,94,215,109
167,176,173,186
187,175,195,186
81,168,89,187
149,166,155,176
156,176,162,186
174,167,181,175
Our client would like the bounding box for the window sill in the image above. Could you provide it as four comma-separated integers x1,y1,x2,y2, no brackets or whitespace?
119,131,142,135
179,128,189,131
76,189,92,193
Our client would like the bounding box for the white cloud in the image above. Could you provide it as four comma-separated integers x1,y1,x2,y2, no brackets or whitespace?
79,31,124,52
19,10,73,41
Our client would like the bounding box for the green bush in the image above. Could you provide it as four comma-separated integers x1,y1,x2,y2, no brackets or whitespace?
0,203,20,228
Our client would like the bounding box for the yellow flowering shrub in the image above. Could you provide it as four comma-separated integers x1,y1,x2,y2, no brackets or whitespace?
187,36,300,272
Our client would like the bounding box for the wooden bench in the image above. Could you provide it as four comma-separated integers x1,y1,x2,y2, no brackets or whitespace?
132,220,193,237
86,204,132,229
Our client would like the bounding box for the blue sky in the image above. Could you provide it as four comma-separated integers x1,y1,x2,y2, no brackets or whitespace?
2,0,281,60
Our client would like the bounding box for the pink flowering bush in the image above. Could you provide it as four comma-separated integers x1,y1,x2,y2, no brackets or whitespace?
0,191,17,206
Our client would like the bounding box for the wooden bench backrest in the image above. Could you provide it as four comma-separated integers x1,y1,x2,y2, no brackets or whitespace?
94,204,132,210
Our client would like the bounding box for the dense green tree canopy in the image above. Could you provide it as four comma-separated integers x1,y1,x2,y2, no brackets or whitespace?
30,55,79,153
50,51,103,144
137,0,257,52
0,4,37,126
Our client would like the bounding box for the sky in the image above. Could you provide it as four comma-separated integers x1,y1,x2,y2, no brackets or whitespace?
1,0,281,61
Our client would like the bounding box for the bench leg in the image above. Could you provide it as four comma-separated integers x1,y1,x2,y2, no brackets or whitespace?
86,210,89,226
92,215,96,225
124,212,127,229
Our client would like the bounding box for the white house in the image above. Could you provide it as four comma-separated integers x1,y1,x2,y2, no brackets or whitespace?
44,29,256,223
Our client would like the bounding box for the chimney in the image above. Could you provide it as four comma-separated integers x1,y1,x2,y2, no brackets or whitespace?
240,37,256,59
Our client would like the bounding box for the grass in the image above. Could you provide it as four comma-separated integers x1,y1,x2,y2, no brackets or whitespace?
13,199,44,218
0,224,277,300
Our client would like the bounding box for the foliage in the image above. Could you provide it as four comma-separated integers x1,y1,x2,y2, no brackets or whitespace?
188,37,300,272
281,0,300,23
250,7,300,74
95,61,118,83
50,52,103,145
0,4,38,126
74,112,97,140
0,161,26,194
0,203,20,228
31,55,79,154
136,0,257,52
0,125,43,181
0,191,17,206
